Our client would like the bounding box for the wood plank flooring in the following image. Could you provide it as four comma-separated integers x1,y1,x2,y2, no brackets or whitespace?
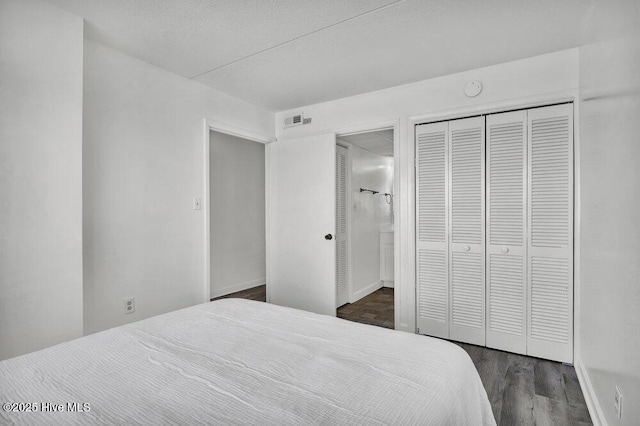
211,285,591,425
337,287,394,329
455,342,592,425
211,284,266,302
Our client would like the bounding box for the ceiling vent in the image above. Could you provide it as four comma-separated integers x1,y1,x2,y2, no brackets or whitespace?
284,113,311,128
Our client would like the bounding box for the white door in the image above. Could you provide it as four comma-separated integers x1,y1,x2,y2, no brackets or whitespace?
526,104,574,363
336,145,349,308
485,110,528,355
267,134,337,316
415,121,449,338
448,116,486,346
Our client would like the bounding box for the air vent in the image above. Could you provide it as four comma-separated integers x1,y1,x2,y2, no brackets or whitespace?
284,113,311,128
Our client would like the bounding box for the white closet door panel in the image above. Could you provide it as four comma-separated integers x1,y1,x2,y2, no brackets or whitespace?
448,117,485,345
451,252,484,344
417,123,448,243
416,121,449,338
487,253,526,353
527,104,573,363
486,110,527,354
336,145,349,308
417,249,448,337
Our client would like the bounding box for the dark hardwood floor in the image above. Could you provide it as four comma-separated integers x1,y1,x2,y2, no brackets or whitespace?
211,285,591,425
455,342,592,426
211,284,266,302
337,287,394,329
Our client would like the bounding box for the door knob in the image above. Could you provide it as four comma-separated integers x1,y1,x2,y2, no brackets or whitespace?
464,245,470,251
325,234,333,240
502,247,509,253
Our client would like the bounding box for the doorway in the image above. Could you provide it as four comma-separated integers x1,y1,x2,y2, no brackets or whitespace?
208,130,266,300
335,129,395,328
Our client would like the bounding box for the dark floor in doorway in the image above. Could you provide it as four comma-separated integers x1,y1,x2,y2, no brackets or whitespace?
210,284,266,302
337,287,394,329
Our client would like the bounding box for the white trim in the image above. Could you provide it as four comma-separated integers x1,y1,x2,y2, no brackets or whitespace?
405,115,417,333
205,120,273,145
203,119,272,304
202,120,211,304
351,280,384,303
408,90,580,335
335,119,397,137
265,142,272,303
574,355,607,426
572,98,582,364
210,278,266,300
409,90,578,124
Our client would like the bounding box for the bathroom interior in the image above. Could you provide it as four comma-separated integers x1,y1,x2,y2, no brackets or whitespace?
336,129,395,326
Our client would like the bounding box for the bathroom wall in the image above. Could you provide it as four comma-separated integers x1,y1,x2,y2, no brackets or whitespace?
348,144,393,301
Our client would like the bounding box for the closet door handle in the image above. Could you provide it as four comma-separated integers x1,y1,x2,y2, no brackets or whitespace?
325,234,333,240
502,247,509,253
464,245,470,251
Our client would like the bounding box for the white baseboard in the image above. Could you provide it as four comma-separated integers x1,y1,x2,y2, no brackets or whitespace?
382,280,394,288
350,280,383,303
210,278,265,299
574,355,607,426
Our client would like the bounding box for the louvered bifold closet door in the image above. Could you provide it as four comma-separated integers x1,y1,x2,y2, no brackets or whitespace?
527,104,574,363
415,121,449,338
448,117,486,345
336,145,349,308
486,110,528,355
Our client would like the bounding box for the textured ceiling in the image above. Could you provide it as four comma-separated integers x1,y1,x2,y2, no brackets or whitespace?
44,0,592,111
339,129,394,157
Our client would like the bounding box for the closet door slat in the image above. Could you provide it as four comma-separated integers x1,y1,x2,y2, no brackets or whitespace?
415,121,449,338
448,117,485,345
486,110,528,355
527,104,574,363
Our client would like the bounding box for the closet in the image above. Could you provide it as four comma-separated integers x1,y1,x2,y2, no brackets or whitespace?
415,103,574,363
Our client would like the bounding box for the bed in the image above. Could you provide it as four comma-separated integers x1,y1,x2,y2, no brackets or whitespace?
1,299,495,425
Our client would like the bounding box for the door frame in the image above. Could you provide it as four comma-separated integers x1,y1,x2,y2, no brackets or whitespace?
335,119,400,326
202,119,272,303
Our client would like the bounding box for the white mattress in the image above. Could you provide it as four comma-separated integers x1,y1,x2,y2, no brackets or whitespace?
1,299,495,425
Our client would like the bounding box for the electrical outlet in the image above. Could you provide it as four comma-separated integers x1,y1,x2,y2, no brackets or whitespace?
124,297,135,314
614,386,622,419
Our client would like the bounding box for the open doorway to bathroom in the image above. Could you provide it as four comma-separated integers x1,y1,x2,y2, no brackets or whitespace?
335,129,395,329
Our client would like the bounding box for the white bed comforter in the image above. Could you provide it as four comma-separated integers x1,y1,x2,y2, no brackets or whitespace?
1,299,495,425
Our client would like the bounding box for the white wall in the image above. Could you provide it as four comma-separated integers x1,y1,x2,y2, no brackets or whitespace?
347,144,393,301
578,0,640,424
210,131,265,298
276,49,579,331
83,41,274,334
0,0,83,360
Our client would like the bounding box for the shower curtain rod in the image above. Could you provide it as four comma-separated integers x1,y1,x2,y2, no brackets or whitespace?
360,188,392,197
